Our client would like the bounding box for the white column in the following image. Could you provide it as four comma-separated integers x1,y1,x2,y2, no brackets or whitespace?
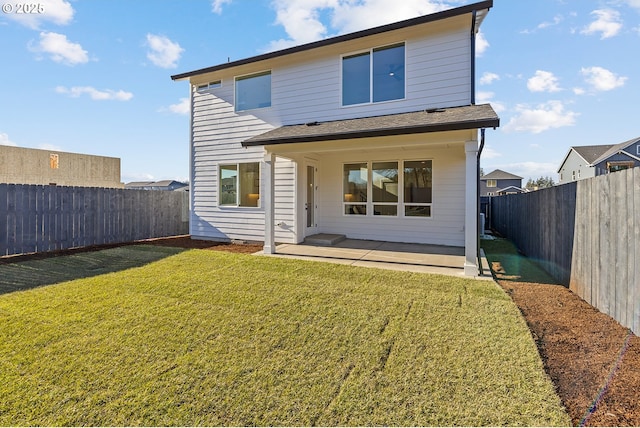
263,151,276,254
464,140,479,276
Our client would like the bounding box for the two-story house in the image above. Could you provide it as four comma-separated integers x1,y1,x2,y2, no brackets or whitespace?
557,136,640,184
480,169,524,196
171,1,499,276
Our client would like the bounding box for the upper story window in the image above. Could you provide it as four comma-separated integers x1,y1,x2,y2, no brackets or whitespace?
342,43,405,106
235,71,271,111
196,80,221,92
486,179,497,188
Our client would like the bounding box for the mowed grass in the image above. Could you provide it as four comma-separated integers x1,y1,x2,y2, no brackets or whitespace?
0,247,570,426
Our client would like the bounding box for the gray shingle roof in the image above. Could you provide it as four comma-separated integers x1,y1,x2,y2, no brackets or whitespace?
591,137,640,165
242,104,499,147
481,169,522,180
572,145,614,164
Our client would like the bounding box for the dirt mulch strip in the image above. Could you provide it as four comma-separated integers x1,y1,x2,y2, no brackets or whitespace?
497,280,639,427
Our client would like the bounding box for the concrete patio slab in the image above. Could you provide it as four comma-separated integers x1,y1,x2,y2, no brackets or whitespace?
257,238,493,280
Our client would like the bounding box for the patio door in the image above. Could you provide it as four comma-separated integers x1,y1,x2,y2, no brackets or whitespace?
305,163,318,236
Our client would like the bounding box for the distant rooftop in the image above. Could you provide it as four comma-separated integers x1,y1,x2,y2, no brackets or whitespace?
481,169,522,180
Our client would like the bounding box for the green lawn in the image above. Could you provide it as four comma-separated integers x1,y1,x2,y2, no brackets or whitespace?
0,246,570,426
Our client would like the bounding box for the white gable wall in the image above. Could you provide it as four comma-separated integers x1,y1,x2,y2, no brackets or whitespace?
557,150,596,184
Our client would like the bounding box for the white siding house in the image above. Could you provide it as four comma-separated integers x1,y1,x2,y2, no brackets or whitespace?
172,0,499,276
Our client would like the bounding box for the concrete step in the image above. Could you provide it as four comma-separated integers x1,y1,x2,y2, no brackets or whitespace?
304,233,346,246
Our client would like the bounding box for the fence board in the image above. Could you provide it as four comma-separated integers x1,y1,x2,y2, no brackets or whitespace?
0,184,188,257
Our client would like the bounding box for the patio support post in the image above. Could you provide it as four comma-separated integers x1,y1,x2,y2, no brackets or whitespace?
464,140,479,276
263,151,276,254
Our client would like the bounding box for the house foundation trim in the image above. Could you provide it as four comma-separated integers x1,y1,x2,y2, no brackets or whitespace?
464,140,479,276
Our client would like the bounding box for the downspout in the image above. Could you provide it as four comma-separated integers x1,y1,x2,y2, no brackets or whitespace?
477,128,485,276
470,9,477,105
471,8,483,275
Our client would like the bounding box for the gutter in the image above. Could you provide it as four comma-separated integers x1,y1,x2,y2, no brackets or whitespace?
477,128,485,276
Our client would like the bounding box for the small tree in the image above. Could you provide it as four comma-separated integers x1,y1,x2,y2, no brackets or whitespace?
526,176,555,189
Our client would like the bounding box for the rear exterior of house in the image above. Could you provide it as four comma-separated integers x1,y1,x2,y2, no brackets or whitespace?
172,1,498,275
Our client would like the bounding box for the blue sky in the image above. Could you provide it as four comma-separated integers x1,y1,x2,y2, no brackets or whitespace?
1,0,638,184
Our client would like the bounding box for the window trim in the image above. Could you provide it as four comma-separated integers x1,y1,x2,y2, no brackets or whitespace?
195,80,222,92
342,158,432,218
486,179,497,188
234,70,272,112
218,162,261,208
340,42,406,107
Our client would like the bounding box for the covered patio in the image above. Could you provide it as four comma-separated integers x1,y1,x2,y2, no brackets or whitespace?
258,234,493,279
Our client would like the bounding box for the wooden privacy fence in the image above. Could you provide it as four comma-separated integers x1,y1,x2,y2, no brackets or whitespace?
0,184,189,257
570,169,640,335
490,181,577,286
490,168,640,335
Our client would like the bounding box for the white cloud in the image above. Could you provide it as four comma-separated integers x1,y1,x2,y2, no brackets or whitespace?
146,34,184,69
503,100,578,134
55,86,133,101
537,14,564,30
481,145,502,160
4,0,74,29
580,66,627,92
480,72,499,85
212,0,233,14
30,31,88,65
623,0,640,9
475,30,489,56
527,70,561,93
476,91,505,113
572,87,586,95
122,172,155,184
507,162,560,182
581,9,622,39
38,143,63,151
266,0,447,50
0,132,18,146
167,98,190,115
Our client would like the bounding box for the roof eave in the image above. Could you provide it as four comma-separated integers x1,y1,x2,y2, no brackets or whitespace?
171,0,493,81
241,117,499,147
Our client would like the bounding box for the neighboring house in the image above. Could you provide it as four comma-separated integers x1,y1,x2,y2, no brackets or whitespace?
171,1,499,276
480,169,524,196
0,145,123,188
125,180,188,191
558,137,640,184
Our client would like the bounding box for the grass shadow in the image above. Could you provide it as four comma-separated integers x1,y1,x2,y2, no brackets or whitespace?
481,237,560,285
0,245,186,294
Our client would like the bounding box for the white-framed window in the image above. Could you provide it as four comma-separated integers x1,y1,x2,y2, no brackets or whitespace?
342,43,405,106
571,171,576,180
196,80,221,92
486,179,497,188
219,162,260,207
235,71,271,111
637,145,640,156
343,159,432,217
